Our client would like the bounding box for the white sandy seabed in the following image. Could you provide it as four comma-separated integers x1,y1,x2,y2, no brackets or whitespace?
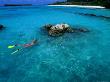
48,5,105,9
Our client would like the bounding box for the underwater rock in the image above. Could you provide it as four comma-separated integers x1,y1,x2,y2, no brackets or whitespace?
43,23,89,37
74,28,90,33
44,23,71,36
48,29,64,37
78,28,89,32
75,13,110,19
50,24,69,31
44,24,53,31
66,27,75,33
0,24,5,30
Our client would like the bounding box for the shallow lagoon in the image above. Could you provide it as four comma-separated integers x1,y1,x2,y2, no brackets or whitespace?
0,6,110,82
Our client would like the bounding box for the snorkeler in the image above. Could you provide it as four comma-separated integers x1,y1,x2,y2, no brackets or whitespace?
23,39,37,48
10,39,37,55
8,39,37,48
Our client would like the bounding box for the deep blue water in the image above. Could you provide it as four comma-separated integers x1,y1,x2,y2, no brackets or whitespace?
0,6,110,82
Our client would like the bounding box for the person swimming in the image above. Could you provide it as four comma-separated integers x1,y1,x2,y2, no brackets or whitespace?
10,39,37,55
23,39,37,48
8,39,37,48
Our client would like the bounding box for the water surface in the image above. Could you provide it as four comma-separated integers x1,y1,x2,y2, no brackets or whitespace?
0,6,110,82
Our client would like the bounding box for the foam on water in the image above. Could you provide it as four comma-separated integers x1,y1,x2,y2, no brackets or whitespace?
0,6,110,82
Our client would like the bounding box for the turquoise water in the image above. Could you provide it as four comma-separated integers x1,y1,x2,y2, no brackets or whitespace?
0,6,110,82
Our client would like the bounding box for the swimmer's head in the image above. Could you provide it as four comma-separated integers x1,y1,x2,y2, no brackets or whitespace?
32,39,37,44
15,44,17,46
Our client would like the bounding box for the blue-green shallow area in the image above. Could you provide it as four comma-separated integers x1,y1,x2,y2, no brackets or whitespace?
0,6,110,82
